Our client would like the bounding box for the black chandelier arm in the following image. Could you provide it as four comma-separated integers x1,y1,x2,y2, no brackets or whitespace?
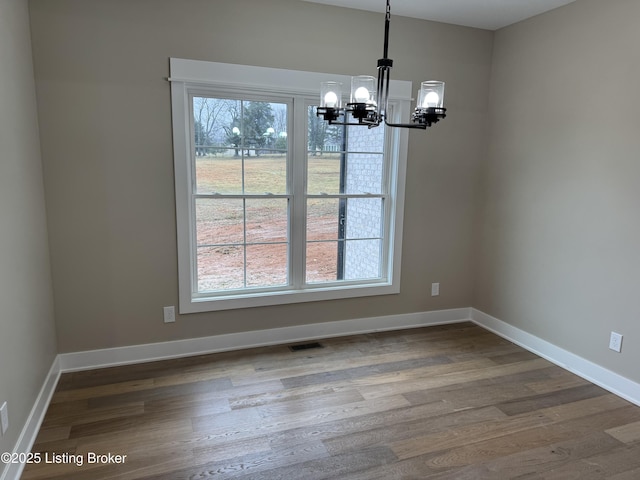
316,107,382,127
385,107,447,129
413,107,447,122
410,107,447,128
316,107,341,122
346,102,377,120
384,120,429,130
317,106,447,128
329,120,381,127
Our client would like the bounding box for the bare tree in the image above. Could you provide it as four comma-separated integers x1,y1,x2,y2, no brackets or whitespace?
272,105,287,137
193,97,232,155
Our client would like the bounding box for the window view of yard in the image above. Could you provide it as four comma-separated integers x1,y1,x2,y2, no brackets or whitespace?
192,96,385,293
195,154,343,291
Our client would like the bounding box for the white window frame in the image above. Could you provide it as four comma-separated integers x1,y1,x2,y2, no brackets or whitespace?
169,58,410,313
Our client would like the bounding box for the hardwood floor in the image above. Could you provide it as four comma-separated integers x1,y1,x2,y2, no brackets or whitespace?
21,322,640,479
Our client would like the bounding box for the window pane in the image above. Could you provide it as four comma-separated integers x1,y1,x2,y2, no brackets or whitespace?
304,107,385,286
246,244,288,287
307,152,385,195
195,156,243,194
307,198,339,241
345,153,384,194
194,99,289,194
244,157,287,194
345,198,383,239
307,155,341,194
196,198,244,246
197,246,244,292
344,240,382,280
246,198,288,243
347,123,384,152
194,97,236,150
306,241,338,283
194,97,243,194
243,101,288,194
308,107,344,154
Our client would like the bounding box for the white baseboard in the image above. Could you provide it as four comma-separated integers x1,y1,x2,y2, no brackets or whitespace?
59,308,472,372
0,357,61,480
471,308,640,407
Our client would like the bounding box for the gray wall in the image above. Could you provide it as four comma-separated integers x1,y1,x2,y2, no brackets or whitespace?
0,0,58,458
475,0,640,382
29,0,493,353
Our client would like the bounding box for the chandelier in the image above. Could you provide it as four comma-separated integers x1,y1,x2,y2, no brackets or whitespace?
316,0,446,129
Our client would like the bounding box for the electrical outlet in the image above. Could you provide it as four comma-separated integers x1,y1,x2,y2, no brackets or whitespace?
163,306,176,323
1,401,8,435
609,331,623,353
431,283,440,296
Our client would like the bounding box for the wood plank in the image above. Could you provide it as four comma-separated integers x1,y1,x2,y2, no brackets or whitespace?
267,399,456,449
537,441,640,479
606,420,640,444
323,405,507,455
41,402,145,429
136,441,331,480
390,410,553,460
86,377,233,409
609,466,640,480
494,383,608,416
280,354,452,389
191,394,411,442
526,370,590,394
420,405,640,471
479,431,623,478
50,379,155,404
32,426,71,444
254,388,365,417
356,357,552,400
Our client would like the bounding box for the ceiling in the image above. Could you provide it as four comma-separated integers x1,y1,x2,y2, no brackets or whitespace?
300,0,577,31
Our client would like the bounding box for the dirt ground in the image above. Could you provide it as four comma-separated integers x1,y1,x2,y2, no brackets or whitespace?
196,219,339,291
194,156,341,291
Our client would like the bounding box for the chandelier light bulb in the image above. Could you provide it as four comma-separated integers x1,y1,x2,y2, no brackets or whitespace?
422,91,440,108
354,87,370,103
320,81,342,109
418,81,445,110
350,76,376,105
324,91,338,108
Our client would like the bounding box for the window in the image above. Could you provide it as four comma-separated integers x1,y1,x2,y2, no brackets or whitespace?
170,59,410,313
192,96,290,292
306,109,387,283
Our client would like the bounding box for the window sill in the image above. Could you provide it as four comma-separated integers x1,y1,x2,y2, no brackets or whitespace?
180,282,400,314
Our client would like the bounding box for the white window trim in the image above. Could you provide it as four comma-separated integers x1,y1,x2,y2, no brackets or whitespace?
169,58,410,313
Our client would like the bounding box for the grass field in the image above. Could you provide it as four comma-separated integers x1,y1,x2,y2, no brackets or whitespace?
194,154,343,291
195,153,343,194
